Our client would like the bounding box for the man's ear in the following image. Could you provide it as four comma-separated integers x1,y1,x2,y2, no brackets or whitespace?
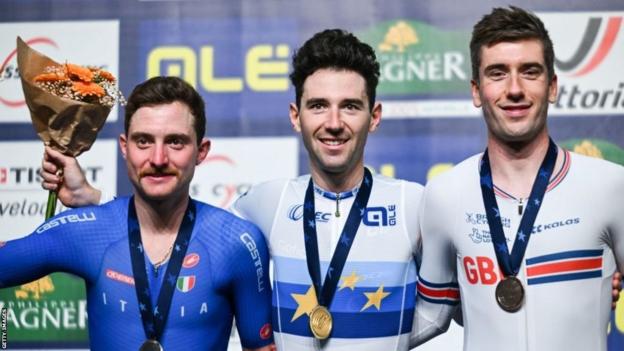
196,138,211,165
548,74,558,104
119,134,128,160
471,79,482,108
289,103,302,132
369,102,382,132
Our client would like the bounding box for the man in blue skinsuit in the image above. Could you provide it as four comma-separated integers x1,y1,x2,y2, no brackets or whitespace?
0,76,274,351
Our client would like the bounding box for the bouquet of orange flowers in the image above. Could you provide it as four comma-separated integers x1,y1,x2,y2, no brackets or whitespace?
17,37,124,157
16,36,124,218
34,63,124,108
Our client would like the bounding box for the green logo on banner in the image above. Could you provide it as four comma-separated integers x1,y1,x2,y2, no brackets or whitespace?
561,139,624,166
358,20,471,95
0,273,88,344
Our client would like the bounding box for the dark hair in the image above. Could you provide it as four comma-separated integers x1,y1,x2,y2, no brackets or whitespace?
470,6,555,83
290,29,380,111
124,76,206,144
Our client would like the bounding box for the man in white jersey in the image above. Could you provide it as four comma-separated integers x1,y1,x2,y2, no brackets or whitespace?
410,6,624,351
230,29,424,350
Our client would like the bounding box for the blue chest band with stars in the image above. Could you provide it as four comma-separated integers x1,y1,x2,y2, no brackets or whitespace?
479,138,557,277
303,168,373,308
127,197,196,342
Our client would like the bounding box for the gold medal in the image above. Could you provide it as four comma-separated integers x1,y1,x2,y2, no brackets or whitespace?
309,305,333,340
139,339,163,351
495,276,524,312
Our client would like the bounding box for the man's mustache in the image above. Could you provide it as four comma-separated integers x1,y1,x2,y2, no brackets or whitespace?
139,168,180,178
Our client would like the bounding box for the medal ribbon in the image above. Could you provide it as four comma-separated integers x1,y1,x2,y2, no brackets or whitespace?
128,197,196,341
479,139,557,277
303,168,373,308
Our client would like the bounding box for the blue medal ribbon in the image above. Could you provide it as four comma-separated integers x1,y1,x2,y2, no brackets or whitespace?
479,139,557,276
128,197,196,342
303,168,373,308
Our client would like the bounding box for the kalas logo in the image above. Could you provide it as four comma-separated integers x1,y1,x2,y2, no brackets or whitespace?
0,37,59,108
555,16,622,77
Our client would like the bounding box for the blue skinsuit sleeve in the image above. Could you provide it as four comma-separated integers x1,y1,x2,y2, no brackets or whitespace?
230,221,274,348
0,208,105,288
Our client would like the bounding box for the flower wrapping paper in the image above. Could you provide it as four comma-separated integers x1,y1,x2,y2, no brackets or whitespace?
17,36,111,157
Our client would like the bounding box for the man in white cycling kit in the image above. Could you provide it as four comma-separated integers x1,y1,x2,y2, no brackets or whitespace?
231,29,425,350
410,6,624,351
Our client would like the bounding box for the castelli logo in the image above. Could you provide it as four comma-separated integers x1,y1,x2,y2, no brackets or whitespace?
260,323,272,340
183,253,200,268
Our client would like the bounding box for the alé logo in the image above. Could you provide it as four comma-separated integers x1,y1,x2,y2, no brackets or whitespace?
358,20,470,95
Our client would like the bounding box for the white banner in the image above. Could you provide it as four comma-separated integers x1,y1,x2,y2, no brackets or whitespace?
0,20,120,123
541,12,624,116
191,136,299,209
0,139,118,239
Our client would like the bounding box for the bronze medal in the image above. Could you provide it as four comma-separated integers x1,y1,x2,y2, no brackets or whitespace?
309,305,333,340
139,339,163,351
495,276,524,312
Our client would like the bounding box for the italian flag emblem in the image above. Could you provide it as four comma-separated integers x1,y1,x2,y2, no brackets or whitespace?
176,275,196,293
